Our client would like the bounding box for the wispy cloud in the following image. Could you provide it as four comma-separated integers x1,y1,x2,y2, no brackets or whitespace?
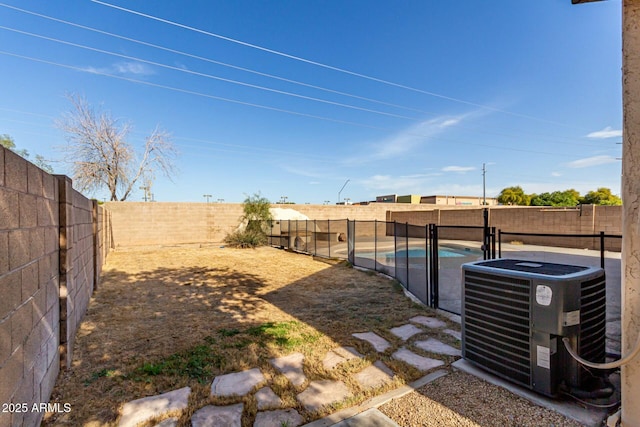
81,61,155,76
442,165,475,173
586,126,622,139
567,155,618,168
344,115,466,165
551,171,562,177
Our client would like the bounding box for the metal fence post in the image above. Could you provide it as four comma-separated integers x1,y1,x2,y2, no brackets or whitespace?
406,222,410,291
314,220,317,255
393,221,397,279
432,224,439,309
483,208,489,260
374,219,378,272
353,219,356,261
491,226,496,259
498,229,502,258
600,231,605,269
328,220,331,258
425,223,429,307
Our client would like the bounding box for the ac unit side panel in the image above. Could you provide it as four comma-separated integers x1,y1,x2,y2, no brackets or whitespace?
462,269,532,389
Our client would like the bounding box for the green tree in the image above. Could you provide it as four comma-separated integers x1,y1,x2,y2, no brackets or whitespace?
1,134,54,173
224,193,273,248
497,186,530,205
581,187,622,205
530,189,580,207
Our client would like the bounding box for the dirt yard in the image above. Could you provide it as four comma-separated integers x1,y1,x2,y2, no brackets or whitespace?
43,246,446,426
42,245,595,427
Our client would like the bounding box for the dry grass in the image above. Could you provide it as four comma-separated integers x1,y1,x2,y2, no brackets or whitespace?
43,246,455,426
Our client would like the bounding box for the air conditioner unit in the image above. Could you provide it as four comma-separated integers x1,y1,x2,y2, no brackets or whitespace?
461,259,606,397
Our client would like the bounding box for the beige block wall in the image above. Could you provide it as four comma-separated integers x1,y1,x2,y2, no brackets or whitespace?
0,148,60,427
0,146,109,426
104,202,622,250
388,205,622,250
104,202,434,247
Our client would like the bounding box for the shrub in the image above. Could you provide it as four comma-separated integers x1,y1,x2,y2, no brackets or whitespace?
224,192,273,248
224,229,268,248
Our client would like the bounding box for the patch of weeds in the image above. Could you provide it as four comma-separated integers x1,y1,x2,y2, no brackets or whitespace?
204,335,217,345
221,339,251,349
246,321,322,350
133,344,224,383
84,368,117,386
218,328,241,337
139,362,165,376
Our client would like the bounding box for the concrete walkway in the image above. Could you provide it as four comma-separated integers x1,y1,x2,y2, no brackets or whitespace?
115,316,459,427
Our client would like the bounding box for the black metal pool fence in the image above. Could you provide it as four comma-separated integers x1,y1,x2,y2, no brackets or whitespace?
267,219,621,316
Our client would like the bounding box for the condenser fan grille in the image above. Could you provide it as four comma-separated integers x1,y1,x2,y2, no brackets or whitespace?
463,270,532,387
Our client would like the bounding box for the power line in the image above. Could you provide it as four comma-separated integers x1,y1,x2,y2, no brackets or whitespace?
1,25,425,121
91,0,587,129
0,25,610,149
0,2,434,116
0,50,608,159
0,3,609,146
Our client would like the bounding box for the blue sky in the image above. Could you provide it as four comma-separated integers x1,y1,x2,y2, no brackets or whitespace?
0,0,623,204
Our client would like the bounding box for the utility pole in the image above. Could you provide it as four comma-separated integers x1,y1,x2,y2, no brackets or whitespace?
482,163,486,205
203,194,212,203
139,186,149,202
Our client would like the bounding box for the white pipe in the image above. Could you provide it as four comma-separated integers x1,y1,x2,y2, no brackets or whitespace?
562,334,640,370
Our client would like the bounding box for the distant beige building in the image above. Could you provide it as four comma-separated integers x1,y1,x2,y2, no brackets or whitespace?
397,194,422,204
420,195,498,206
375,194,498,206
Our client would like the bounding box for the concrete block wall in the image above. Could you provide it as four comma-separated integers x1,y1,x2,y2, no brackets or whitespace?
104,202,245,247
0,146,109,426
0,149,60,426
388,205,622,250
104,202,446,248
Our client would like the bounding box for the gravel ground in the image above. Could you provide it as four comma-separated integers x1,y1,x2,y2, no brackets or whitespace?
378,371,585,427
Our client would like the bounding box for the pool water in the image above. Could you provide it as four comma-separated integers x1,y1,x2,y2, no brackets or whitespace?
356,246,478,259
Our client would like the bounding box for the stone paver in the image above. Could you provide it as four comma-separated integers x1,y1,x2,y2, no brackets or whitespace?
255,387,283,410
297,380,352,411
389,324,423,341
119,386,190,427
443,328,462,341
323,346,363,370
354,361,394,389
191,404,243,427
254,409,303,427
271,352,307,387
352,332,391,352
392,347,445,371
153,418,178,427
409,316,446,329
414,338,461,357
211,368,265,397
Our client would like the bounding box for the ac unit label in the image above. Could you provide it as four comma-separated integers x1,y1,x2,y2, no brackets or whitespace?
535,285,553,306
563,310,581,327
537,345,551,369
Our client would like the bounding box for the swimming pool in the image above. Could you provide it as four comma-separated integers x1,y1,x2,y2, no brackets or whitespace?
355,246,479,259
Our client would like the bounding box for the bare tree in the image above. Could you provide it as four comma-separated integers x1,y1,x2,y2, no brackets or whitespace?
57,94,177,201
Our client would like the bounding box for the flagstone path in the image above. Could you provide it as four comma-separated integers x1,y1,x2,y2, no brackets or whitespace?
115,316,461,427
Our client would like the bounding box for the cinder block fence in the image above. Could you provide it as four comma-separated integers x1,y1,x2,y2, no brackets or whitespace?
0,146,110,426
